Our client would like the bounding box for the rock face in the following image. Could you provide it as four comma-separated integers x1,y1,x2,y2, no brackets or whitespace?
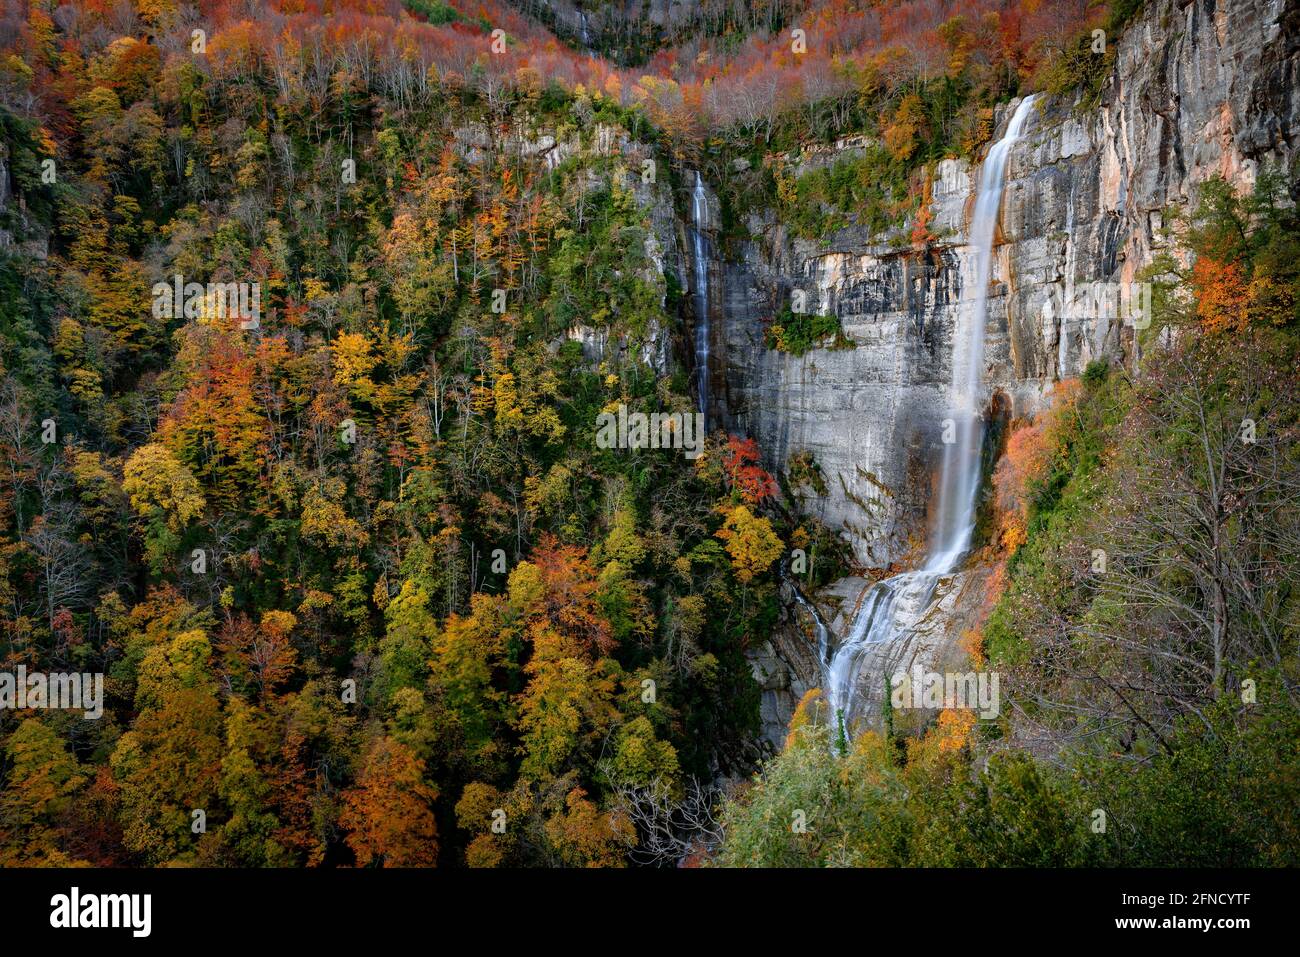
454,117,681,373
529,0,708,53
715,0,1300,572
706,0,1300,734
0,143,48,258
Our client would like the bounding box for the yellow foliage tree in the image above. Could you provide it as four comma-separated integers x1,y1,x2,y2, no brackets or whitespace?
331,331,379,401
122,442,205,532
715,504,783,583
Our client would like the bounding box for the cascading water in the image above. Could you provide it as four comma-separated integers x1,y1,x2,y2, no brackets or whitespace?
689,171,711,430
823,95,1038,730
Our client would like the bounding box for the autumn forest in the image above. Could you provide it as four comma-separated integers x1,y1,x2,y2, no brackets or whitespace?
0,0,1298,874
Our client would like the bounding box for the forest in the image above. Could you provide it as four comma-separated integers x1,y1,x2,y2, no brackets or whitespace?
0,0,1296,869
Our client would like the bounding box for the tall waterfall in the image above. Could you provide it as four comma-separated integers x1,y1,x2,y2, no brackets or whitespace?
823,95,1038,730
690,171,711,430
927,93,1037,573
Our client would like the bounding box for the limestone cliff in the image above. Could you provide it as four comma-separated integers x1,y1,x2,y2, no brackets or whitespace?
717,0,1297,570
697,0,1300,744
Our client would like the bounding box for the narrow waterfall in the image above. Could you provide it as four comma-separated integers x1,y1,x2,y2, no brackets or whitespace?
789,578,833,667
823,95,1038,731
689,171,711,429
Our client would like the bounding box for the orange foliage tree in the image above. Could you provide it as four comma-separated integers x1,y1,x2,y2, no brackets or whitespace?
340,737,439,867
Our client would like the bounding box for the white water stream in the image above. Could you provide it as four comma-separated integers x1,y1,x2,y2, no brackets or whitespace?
690,171,711,430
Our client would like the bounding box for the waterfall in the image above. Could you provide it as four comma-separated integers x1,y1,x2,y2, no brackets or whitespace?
689,171,711,430
927,93,1036,573
822,95,1038,730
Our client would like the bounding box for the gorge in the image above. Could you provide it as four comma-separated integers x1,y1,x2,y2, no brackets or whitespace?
2,0,1298,873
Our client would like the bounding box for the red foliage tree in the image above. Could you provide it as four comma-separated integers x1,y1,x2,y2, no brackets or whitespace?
722,435,779,505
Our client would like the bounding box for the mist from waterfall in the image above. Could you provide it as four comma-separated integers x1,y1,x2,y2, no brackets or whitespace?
822,95,1038,731
690,171,711,430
